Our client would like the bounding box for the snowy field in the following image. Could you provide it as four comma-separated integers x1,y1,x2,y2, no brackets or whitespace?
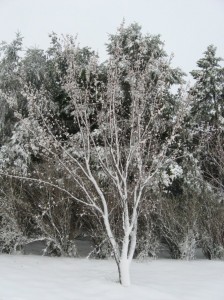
0,255,224,300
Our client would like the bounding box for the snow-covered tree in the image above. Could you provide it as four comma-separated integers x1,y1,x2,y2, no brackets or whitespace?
189,46,224,194
0,33,24,144
179,46,224,259
190,45,224,127
0,24,189,286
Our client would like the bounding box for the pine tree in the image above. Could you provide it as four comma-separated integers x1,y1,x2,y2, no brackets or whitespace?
0,33,23,144
188,46,224,258
190,45,224,128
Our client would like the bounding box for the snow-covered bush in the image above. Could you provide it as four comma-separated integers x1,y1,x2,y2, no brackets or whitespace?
135,198,160,259
201,236,224,260
23,162,83,257
88,236,113,259
159,193,200,260
179,229,198,260
42,239,77,257
136,231,160,260
199,195,224,260
0,211,25,254
0,182,30,253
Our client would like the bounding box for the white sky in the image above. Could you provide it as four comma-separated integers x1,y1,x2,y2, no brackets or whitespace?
0,0,223,76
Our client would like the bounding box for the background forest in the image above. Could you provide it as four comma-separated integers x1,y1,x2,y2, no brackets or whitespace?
0,23,223,272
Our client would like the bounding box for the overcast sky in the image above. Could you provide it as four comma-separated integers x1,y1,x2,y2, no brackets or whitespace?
0,0,223,76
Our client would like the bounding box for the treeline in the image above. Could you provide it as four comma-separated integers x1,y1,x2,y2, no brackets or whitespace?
0,23,224,261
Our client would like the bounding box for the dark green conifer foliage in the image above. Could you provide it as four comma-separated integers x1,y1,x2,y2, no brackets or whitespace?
190,45,224,127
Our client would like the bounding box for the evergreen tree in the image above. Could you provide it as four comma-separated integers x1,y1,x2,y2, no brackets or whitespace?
0,33,23,144
190,45,224,128
107,22,185,117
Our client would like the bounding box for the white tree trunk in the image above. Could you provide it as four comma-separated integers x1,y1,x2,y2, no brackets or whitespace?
118,231,132,286
118,258,131,286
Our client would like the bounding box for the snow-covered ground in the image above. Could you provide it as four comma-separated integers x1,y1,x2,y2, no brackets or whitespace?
0,255,223,300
